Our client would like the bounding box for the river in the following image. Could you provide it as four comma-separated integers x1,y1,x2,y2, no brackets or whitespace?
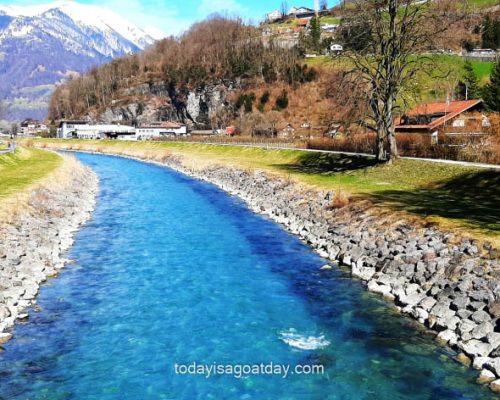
0,153,493,399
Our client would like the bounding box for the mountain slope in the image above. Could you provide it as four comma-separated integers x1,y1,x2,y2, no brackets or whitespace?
0,1,157,122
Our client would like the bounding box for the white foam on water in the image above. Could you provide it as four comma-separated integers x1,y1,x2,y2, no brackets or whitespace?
279,329,330,350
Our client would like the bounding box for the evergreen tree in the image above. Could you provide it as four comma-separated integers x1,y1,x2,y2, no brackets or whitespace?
462,61,481,100
483,59,500,111
482,16,500,50
482,15,493,49
309,17,322,53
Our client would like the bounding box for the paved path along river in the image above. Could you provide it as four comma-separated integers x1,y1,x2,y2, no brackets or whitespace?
0,153,494,399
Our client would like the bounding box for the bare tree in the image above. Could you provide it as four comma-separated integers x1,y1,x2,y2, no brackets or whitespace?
266,110,283,137
341,0,464,163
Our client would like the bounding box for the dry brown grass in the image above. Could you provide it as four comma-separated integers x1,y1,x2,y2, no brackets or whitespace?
330,191,350,209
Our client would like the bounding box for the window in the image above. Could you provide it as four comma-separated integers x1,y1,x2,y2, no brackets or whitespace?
452,119,465,127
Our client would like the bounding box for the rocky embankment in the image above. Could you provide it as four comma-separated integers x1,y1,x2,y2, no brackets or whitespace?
154,155,500,392
0,156,98,344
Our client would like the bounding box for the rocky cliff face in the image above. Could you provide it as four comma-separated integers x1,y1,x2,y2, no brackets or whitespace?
92,82,235,130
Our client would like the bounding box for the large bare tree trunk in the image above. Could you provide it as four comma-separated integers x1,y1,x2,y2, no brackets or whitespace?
375,131,385,161
384,98,398,163
387,126,398,163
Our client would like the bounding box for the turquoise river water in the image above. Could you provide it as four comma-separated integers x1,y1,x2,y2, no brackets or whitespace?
0,152,495,399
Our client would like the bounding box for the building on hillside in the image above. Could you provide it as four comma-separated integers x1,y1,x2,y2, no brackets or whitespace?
329,43,343,54
57,120,136,140
136,121,188,140
462,48,498,62
20,119,48,136
266,10,283,22
277,122,295,138
288,7,316,19
321,23,338,32
296,19,309,28
395,99,490,143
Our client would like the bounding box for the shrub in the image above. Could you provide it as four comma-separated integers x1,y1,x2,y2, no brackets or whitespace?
260,91,270,106
330,191,350,209
275,90,289,110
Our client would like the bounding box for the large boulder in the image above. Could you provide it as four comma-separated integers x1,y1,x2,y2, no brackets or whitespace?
478,369,496,384
489,379,500,393
460,339,494,358
0,332,12,344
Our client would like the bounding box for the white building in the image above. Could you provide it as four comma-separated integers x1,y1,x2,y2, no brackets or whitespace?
57,121,136,140
288,6,316,19
321,23,338,32
20,119,48,136
330,44,343,53
266,9,283,22
136,122,188,140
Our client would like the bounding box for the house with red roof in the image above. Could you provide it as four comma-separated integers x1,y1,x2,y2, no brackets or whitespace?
395,100,490,141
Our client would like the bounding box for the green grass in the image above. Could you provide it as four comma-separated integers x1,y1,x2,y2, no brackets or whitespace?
0,147,61,198
468,0,499,8
31,140,500,241
471,61,494,82
307,54,494,105
320,16,341,24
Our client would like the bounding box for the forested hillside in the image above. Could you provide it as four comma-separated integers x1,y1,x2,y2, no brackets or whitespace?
48,17,314,123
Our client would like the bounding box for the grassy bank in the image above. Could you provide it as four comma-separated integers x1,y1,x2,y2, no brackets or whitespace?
0,147,61,199
307,55,494,101
29,140,500,244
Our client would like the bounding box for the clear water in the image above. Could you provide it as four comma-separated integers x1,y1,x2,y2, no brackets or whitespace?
0,153,494,399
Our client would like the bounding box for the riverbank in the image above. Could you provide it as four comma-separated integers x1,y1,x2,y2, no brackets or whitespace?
0,151,98,343
29,139,500,245
28,141,500,393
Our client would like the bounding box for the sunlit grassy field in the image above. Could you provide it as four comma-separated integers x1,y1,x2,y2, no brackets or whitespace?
0,147,61,199
29,139,500,243
306,54,494,102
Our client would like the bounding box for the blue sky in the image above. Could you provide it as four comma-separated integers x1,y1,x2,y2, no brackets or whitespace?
0,0,330,37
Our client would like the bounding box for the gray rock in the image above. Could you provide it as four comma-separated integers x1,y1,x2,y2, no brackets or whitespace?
488,333,500,348
458,319,477,335
473,357,492,370
456,309,473,319
451,296,469,311
486,358,500,376
0,304,10,320
490,379,500,393
477,369,496,384
471,322,494,340
351,264,375,281
0,332,12,344
436,329,458,346
460,339,494,357
419,297,437,311
367,281,392,297
471,310,492,324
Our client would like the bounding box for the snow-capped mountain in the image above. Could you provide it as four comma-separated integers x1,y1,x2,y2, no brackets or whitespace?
0,1,158,122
